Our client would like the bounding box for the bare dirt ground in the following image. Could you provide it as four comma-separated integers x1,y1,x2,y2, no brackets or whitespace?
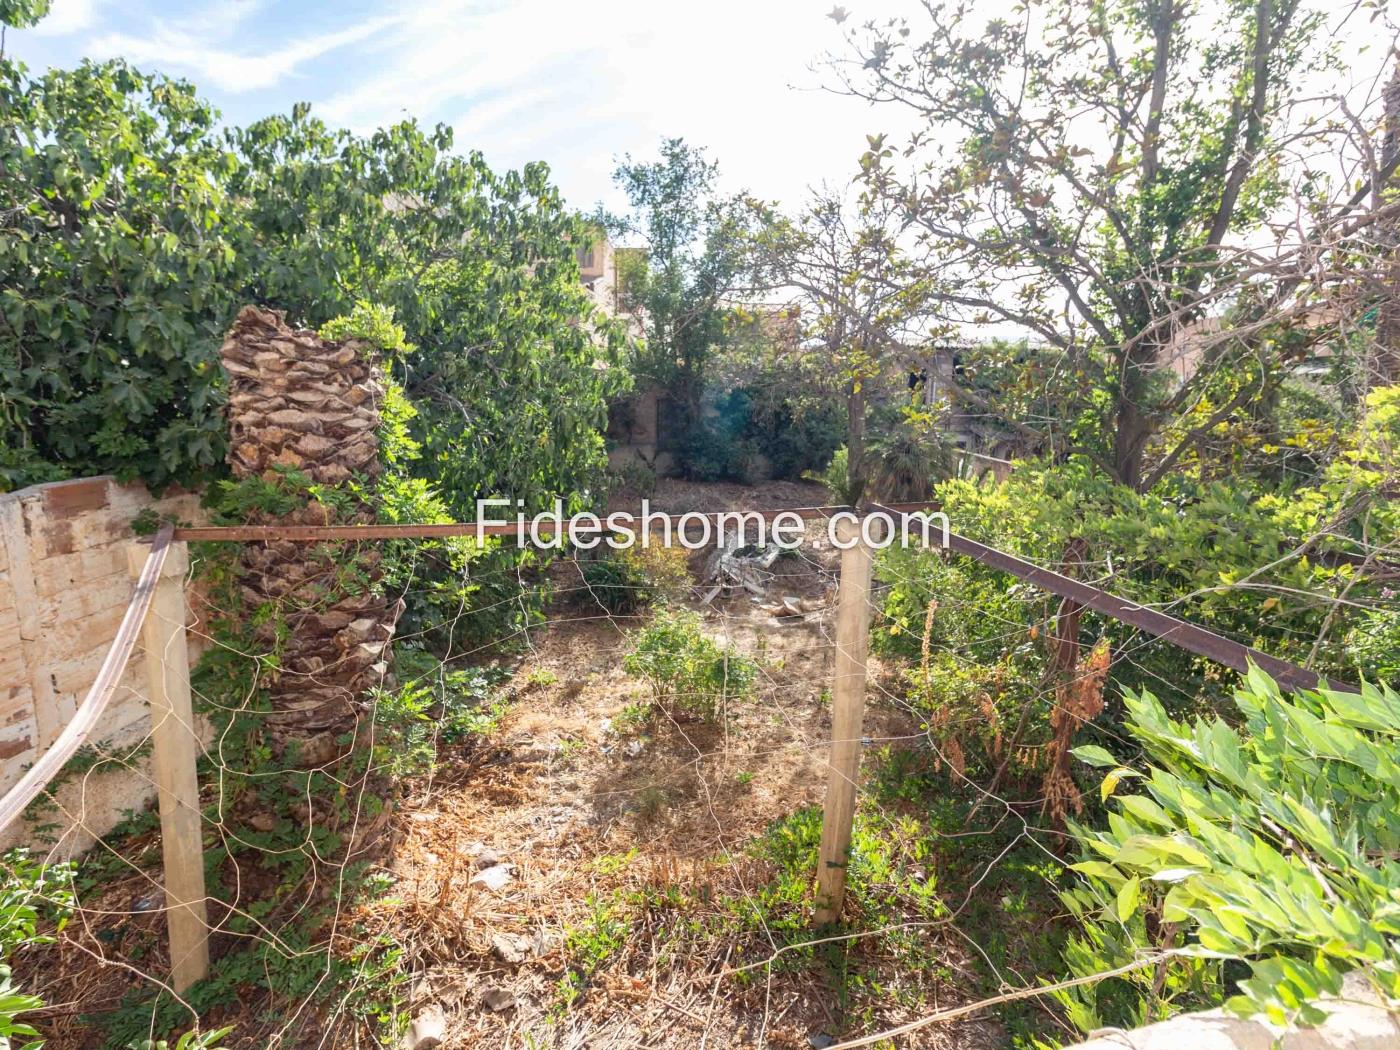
370,479,1002,1049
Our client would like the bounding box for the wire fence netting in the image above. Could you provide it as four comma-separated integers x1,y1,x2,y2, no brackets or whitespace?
2,499,1376,1050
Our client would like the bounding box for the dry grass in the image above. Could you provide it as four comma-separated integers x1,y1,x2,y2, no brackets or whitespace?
14,480,1007,1049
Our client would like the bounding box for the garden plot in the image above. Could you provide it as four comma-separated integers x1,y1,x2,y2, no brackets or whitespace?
366,480,1002,1049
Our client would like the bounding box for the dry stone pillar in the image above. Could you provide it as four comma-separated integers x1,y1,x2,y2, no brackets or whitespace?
219,306,400,772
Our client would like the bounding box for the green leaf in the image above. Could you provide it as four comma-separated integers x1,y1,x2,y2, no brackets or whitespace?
1072,744,1119,768
1115,877,1141,922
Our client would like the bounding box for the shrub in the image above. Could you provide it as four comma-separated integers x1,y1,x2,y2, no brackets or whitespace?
868,430,956,502
605,459,658,499
0,849,74,1047
1055,670,1400,1034
803,446,860,506
720,379,846,481
622,609,755,721
579,544,692,616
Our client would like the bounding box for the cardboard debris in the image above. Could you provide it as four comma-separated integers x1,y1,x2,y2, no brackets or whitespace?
469,863,514,892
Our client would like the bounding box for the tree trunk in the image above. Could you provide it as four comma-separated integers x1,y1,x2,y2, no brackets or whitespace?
847,377,867,505
1114,344,1159,491
220,306,401,775
1376,60,1400,385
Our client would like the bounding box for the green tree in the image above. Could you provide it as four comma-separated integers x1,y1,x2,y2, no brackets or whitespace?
605,138,751,473
0,48,627,510
227,109,629,516
750,188,934,501
829,0,1395,490
0,59,244,490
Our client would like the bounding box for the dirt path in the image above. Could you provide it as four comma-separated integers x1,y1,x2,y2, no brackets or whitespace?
373,481,1001,1049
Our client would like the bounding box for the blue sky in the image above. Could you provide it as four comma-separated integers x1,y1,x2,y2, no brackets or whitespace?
6,0,901,213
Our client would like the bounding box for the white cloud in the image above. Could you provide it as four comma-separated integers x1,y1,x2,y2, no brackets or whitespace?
86,9,395,93
31,0,97,35
309,0,910,210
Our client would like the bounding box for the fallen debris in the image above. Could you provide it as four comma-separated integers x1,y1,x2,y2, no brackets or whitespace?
702,535,786,603
469,863,514,892
403,1003,446,1050
481,986,516,1013
491,933,531,964
472,846,503,870
768,596,805,618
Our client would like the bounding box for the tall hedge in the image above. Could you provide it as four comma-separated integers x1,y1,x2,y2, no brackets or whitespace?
0,55,628,515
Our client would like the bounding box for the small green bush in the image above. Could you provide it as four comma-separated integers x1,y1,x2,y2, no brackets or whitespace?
803,446,860,506
622,609,755,721
580,545,692,615
0,849,74,1048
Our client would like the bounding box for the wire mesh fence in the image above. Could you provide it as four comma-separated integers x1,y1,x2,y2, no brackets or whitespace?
0,496,1365,1049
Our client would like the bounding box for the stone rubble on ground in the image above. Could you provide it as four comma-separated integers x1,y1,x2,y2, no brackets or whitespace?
402,1003,446,1050
481,986,515,1012
491,932,531,964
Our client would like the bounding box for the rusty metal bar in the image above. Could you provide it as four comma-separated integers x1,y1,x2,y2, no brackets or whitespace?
871,504,1354,695
171,499,1353,695
171,503,942,542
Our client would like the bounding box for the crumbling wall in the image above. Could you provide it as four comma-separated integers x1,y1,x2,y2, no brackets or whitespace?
0,476,205,855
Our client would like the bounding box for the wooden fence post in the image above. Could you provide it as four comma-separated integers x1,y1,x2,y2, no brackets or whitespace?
815,516,874,924
126,541,209,993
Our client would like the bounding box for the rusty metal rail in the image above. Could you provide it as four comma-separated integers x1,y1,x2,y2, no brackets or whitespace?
944,528,1349,694
170,503,942,542
174,502,1353,695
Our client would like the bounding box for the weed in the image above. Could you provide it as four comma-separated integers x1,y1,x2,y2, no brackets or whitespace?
622,609,756,722
611,702,652,736
554,736,585,765
592,850,638,876
375,648,511,777
633,786,671,823
525,668,559,689
555,895,631,1011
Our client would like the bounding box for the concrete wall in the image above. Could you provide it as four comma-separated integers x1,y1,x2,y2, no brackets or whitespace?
1066,973,1399,1050
0,476,205,856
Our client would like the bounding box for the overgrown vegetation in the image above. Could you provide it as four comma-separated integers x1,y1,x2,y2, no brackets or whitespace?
1059,672,1400,1034
2,0,1398,1043
875,387,1399,801
579,543,692,616
0,53,626,510
622,608,756,721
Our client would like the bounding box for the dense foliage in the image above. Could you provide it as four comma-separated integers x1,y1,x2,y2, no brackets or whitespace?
0,60,242,489
876,387,1398,798
1058,671,1400,1033
604,139,758,478
0,55,627,513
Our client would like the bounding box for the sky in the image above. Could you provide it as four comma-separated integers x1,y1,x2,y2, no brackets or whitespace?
5,0,906,215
